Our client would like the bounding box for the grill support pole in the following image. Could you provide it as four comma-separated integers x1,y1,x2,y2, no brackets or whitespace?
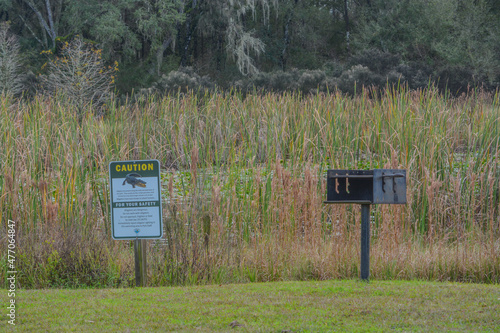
360,204,370,282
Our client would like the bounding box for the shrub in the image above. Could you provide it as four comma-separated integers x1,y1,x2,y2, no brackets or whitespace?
252,70,300,92
298,70,327,94
436,65,486,94
338,65,382,94
349,49,401,74
394,63,432,90
150,67,215,94
323,60,345,77
235,69,328,94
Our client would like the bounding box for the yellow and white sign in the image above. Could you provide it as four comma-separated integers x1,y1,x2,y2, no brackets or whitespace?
109,160,163,239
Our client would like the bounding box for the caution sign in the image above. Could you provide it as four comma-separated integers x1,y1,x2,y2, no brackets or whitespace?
109,160,163,239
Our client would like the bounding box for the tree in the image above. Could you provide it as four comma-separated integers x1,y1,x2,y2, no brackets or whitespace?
42,37,117,112
61,0,140,63
134,0,185,75
352,0,500,87
0,22,24,95
195,0,277,76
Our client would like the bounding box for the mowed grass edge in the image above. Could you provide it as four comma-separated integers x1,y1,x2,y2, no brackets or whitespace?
1,280,499,332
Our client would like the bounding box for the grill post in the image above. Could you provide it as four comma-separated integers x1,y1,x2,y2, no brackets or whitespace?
360,204,370,281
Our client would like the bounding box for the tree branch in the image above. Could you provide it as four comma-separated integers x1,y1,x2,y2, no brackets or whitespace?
18,14,45,48
23,0,56,48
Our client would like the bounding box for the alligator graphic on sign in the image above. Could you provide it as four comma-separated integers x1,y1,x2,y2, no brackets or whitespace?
122,173,147,188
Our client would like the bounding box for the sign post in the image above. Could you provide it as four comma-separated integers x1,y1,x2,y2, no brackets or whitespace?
324,169,407,282
109,160,163,287
134,238,147,287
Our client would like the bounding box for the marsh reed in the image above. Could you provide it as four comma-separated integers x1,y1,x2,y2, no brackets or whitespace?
1,86,499,288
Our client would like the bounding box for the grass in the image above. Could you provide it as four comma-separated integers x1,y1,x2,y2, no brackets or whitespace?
0,87,499,287
1,280,499,332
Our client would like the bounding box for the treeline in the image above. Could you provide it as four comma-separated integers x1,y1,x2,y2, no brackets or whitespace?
1,0,500,96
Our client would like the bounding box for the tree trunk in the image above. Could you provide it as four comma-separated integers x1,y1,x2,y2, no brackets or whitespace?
180,20,193,66
344,0,350,55
23,0,57,48
44,0,56,47
216,32,223,71
157,36,173,75
281,16,291,71
180,0,197,67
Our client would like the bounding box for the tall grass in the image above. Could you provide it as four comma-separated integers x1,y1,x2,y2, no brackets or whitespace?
0,86,499,288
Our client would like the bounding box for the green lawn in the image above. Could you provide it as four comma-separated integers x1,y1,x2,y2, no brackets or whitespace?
2,280,499,332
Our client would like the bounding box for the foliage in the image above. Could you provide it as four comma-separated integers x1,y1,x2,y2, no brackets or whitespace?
337,65,382,94
349,49,401,75
134,0,185,50
60,0,141,62
353,0,500,88
1,0,499,91
394,62,432,90
144,66,215,95
235,68,327,93
436,65,486,94
17,228,119,288
194,0,277,76
133,0,185,75
41,37,118,112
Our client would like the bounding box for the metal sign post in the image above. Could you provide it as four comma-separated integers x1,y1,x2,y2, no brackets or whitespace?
324,169,406,282
109,160,163,287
